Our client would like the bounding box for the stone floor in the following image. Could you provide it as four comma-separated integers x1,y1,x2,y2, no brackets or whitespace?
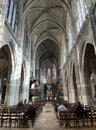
0,102,96,130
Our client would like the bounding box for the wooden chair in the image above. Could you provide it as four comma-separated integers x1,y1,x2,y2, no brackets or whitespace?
1,112,10,127
59,111,68,127
10,110,19,127
91,108,96,126
68,110,76,127
18,117,28,128
27,114,35,127
84,109,93,126
0,108,2,127
74,111,85,127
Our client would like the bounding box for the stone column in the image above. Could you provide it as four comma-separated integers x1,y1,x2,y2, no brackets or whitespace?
0,72,1,104
0,0,6,44
35,68,39,81
57,68,62,82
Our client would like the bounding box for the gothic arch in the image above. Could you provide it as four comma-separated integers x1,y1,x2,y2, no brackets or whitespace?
35,36,60,51
23,0,71,17
0,43,14,105
79,39,94,70
35,38,60,82
81,42,96,105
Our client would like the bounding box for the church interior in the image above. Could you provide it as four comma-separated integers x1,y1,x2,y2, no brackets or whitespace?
0,0,96,129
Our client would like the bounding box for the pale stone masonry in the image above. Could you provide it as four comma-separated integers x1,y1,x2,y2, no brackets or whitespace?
0,0,96,106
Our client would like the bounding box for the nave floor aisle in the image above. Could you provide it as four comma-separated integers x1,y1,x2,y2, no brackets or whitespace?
35,101,62,130
0,102,96,130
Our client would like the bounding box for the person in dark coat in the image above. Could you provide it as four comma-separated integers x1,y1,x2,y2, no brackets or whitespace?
75,101,84,116
26,103,36,118
25,102,36,127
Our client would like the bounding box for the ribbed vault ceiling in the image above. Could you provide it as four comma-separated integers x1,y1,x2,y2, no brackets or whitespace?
23,0,71,70
36,39,60,67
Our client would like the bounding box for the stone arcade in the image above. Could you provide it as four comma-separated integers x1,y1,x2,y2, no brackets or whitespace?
0,0,96,107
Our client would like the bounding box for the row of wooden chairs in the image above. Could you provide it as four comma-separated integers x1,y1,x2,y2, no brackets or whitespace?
58,108,96,128
0,110,22,127
0,103,43,127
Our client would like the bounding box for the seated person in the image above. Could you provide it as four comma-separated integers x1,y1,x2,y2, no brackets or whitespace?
74,101,84,118
55,102,61,112
17,101,24,110
23,102,36,127
57,104,68,126
25,102,36,118
57,104,68,119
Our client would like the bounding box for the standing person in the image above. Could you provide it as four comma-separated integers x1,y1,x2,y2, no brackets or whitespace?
24,99,27,104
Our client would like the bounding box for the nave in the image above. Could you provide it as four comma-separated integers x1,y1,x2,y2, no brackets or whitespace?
0,102,96,130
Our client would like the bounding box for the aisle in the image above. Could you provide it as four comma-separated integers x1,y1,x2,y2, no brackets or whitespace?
34,102,96,130
35,101,62,129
